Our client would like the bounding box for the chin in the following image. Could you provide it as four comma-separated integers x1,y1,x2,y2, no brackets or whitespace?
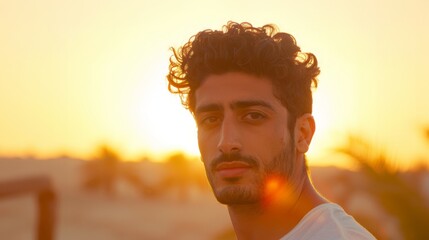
214,185,261,205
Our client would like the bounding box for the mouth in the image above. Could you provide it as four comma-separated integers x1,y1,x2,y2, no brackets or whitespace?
215,161,252,179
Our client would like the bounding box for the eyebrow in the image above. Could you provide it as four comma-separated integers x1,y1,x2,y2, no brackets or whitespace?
195,104,223,115
195,100,274,115
230,100,275,111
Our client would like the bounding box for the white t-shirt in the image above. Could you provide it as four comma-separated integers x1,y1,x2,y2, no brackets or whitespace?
280,203,376,240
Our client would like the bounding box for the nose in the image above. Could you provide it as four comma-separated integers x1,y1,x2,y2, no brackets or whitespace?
217,117,242,154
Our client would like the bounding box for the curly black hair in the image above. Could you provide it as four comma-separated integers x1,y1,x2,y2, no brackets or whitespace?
167,21,320,126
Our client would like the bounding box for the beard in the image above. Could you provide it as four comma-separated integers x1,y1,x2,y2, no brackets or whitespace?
204,143,298,205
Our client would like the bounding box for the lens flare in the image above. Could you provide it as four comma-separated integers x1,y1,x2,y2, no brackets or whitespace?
265,177,281,195
262,174,299,209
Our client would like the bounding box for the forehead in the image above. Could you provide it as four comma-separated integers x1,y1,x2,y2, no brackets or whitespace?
194,72,282,110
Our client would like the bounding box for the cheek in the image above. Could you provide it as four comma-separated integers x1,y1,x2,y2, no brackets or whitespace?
267,122,289,142
197,132,206,154
197,131,217,158
245,127,284,162
197,136,210,168
279,129,291,145
264,125,292,153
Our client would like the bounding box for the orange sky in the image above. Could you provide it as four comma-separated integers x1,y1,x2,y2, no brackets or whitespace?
1,0,428,168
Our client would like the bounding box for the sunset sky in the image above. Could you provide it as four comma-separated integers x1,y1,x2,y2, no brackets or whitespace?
1,0,428,168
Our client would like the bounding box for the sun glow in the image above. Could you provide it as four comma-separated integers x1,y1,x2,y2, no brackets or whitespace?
1,0,428,168
263,175,296,207
129,77,200,159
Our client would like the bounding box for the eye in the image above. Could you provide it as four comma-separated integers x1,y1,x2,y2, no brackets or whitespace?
198,115,221,128
243,112,267,122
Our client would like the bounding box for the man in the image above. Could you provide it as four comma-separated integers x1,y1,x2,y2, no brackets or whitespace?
166,21,375,239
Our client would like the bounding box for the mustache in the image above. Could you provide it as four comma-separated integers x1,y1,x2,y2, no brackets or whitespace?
210,152,260,170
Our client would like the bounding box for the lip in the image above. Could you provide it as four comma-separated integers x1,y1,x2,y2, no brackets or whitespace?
215,161,252,178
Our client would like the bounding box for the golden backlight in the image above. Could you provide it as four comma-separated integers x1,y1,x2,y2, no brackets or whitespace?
0,0,428,168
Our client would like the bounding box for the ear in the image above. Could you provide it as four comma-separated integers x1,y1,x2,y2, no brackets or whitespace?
294,114,316,153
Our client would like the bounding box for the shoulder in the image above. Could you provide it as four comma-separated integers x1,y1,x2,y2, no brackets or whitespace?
281,203,376,240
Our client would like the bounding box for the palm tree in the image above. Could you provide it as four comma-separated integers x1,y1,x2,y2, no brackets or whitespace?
81,144,163,198
336,135,429,240
81,144,121,197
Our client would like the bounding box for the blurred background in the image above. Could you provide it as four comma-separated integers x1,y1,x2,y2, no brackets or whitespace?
0,0,428,239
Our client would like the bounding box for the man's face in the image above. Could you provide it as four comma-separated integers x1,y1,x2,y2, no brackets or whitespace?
194,72,298,205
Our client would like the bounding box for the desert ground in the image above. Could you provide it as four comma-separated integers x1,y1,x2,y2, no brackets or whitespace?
0,157,232,240
0,157,428,240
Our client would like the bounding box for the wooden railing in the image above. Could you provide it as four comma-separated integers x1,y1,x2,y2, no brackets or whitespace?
0,176,57,240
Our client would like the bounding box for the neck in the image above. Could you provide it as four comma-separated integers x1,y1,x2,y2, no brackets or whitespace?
227,174,327,240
